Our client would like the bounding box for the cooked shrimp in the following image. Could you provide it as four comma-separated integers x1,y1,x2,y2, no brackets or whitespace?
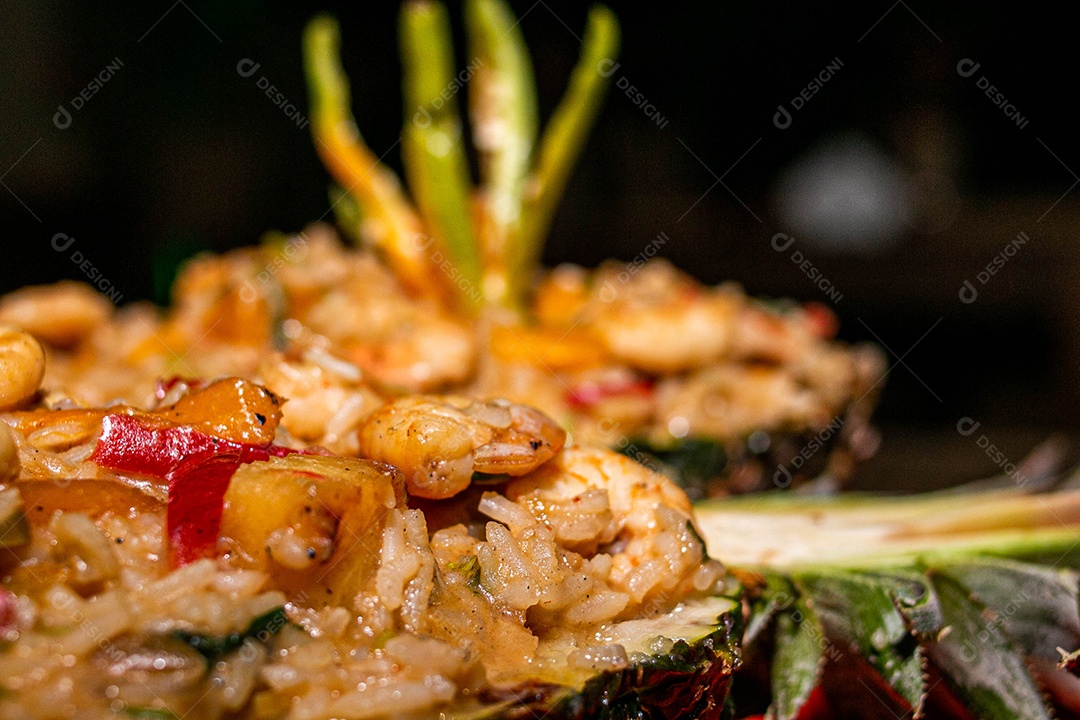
586,260,741,373
504,446,721,611
0,281,112,348
730,302,816,364
357,395,566,499
167,247,278,350
257,349,385,455
304,285,476,391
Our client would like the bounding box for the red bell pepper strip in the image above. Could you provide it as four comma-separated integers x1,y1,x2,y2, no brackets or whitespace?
91,413,297,478
91,413,300,566
565,378,653,410
736,686,831,720
802,302,839,340
165,453,247,567
0,587,16,636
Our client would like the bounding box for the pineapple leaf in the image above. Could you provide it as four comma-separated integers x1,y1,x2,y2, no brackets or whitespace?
938,557,1080,660
885,570,943,639
792,570,925,711
742,572,788,645
770,593,825,720
697,489,1080,717
926,570,1055,720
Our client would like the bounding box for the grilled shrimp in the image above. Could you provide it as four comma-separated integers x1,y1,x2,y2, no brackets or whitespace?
294,246,476,392
587,260,741,373
257,350,384,455
0,281,113,349
357,396,566,499
504,446,721,610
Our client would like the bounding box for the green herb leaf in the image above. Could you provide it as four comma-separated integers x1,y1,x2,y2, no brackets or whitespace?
399,1,485,312
328,183,364,245
303,16,434,297
122,708,179,720
465,0,539,309
741,573,787,646
927,570,1054,720
174,606,287,663
448,554,482,591
516,5,620,301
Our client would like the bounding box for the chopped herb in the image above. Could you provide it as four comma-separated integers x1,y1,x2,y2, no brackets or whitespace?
122,708,179,720
448,554,482,591
174,606,287,663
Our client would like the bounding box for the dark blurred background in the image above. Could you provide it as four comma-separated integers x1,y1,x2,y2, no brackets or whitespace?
1,2,1076,489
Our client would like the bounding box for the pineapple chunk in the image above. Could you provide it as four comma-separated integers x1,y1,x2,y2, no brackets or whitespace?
220,454,405,606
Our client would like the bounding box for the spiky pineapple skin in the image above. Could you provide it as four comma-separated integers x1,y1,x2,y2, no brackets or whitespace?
470,601,743,720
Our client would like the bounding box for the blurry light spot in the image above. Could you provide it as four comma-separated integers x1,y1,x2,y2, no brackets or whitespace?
775,133,914,253
668,416,690,438
747,429,771,454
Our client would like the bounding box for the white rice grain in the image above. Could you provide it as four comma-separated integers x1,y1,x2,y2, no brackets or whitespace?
477,492,536,533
